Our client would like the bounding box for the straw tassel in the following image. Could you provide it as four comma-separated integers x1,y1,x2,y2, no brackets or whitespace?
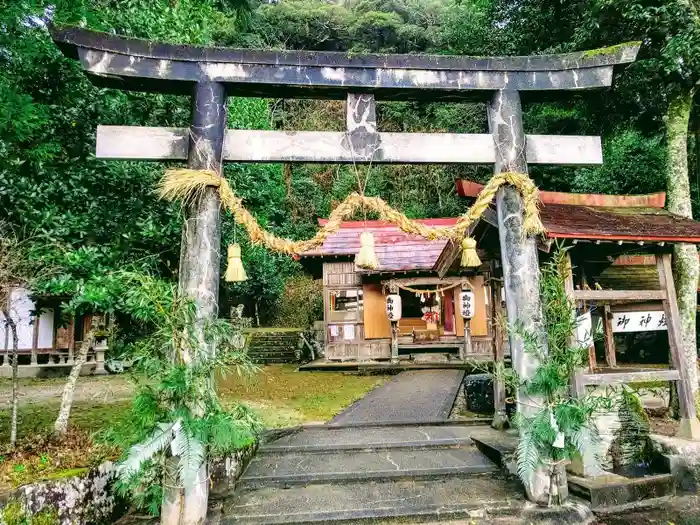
355,231,379,270
225,243,247,282
460,237,481,268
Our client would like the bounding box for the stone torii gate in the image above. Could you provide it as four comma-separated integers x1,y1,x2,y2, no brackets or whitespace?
51,27,656,502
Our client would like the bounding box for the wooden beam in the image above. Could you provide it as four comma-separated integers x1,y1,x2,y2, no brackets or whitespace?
657,253,700,439
577,369,680,386
572,289,667,301
610,301,664,313
52,27,640,97
96,126,604,165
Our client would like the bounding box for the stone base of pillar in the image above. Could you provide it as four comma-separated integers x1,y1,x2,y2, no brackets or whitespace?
491,410,508,431
519,501,593,524
677,417,700,441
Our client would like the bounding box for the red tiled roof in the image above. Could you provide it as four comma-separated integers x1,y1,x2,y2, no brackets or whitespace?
300,219,457,272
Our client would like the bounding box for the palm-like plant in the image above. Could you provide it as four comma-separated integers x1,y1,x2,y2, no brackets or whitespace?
111,273,261,513
509,247,614,505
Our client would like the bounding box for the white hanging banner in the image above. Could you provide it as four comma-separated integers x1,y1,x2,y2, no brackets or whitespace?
575,311,594,348
612,311,667,333
343,324,355,341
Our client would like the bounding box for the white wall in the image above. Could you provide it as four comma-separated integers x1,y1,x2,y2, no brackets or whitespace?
38,308,55,348
0,288,54,351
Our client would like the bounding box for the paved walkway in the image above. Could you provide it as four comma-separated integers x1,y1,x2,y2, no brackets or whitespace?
329,369,465,425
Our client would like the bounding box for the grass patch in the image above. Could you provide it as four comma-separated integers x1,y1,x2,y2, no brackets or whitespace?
0,400,132,439
0,402,128,491
217,364,388,427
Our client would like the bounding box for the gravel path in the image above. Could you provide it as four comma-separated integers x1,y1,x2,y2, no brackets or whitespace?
329,370,465,425
0,376,133,407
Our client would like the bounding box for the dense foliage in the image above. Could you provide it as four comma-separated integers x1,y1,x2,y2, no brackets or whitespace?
2,0,699,323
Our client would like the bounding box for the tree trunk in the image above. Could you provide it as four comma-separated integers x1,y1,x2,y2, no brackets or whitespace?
3,308,19,448
53,327,95,438
666,89,700,409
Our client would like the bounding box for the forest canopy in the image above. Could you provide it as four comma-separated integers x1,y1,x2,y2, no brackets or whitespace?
2,0,698,324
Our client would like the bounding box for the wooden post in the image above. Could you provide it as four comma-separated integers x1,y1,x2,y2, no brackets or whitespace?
579,264,598,370
67,319,75,365
602,304,617,367
564,252,588,394
489,89,549,503
491,276,507,430
30,313,39,365
1,293,9,367
461,319,472,360
656,253,700,440
566,253,605,477
161,82,227,525
391,321,399,363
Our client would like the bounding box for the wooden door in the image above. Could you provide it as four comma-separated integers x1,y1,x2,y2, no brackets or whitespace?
363,283,391,339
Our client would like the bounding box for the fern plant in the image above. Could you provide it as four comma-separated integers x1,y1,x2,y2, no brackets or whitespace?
508,247,614,504
102,272,261,515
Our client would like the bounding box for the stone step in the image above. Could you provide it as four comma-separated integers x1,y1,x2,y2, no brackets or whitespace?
217,476,524,524
260,424,488,454
568,471,675,509
238,446,497,489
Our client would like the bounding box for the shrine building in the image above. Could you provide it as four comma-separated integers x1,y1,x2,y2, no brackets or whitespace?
298,184,700,373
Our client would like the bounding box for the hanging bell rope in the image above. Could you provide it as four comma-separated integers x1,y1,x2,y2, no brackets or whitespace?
355,231,379,270
460,237,481,268
157,168,545,257
225,243,247,282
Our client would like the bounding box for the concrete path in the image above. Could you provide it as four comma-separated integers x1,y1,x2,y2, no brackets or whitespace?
329,369,465,425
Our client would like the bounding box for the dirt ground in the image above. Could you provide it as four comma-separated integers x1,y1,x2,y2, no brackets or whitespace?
0,375,134,406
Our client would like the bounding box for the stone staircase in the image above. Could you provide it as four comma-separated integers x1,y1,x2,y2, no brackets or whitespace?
213,423,525,524
245,329,302,364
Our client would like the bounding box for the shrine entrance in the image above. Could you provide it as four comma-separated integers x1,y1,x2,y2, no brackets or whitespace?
51,27,700,513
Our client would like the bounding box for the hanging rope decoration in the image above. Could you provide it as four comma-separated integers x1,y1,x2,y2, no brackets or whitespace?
157,169,546,281
387,280,471,296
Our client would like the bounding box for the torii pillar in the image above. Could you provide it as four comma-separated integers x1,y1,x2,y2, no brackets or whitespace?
490,90,549,501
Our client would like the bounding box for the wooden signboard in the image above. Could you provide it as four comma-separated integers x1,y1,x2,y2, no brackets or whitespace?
612,311,667,333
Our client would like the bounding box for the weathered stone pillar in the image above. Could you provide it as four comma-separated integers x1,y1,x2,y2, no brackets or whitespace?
489,89,550,503
162,82,227,525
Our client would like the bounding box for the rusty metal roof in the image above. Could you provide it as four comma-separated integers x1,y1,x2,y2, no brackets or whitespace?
458,180,700,243
539,203,700,242
300,219,456,273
